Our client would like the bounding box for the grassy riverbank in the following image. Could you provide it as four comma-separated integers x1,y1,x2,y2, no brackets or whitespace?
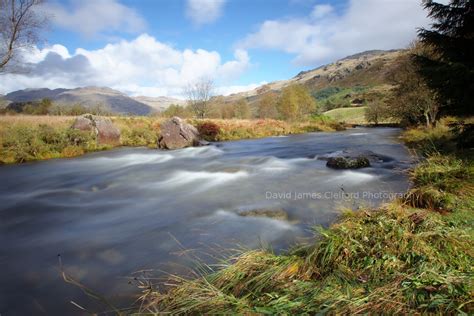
0,115,344,164
136,122,473,314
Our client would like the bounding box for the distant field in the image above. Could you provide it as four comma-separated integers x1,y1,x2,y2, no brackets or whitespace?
324,106,368,124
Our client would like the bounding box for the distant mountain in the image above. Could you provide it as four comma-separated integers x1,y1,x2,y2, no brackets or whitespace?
132,96,186,112
4,86,154,115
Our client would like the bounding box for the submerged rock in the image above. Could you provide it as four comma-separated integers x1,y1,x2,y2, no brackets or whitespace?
326,156,370,169
158,116,201,150
238,208,288,221
318,149,393,169
71,114,120,145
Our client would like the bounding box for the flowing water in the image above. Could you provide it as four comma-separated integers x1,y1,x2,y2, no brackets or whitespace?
0,127,413,315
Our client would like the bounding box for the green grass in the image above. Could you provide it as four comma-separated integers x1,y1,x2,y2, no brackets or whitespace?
324,106,368,124
133,122,474,315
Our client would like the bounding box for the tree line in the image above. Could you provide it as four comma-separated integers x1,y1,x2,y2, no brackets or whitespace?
164,82,318,121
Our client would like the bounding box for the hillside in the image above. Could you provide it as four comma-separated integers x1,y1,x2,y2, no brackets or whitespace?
225,49,405,111
4,87,154,115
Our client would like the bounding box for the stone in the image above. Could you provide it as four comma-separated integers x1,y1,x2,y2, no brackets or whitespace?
157,116,201,150
71,114,120,145
326,156,370,169
318,149,391,164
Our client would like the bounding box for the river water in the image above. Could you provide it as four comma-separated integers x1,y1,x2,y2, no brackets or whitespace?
0,127,413,315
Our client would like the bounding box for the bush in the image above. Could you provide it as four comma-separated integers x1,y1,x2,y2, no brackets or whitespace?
197,121,221,141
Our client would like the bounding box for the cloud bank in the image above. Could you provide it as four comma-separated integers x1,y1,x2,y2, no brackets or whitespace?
0,34,251,97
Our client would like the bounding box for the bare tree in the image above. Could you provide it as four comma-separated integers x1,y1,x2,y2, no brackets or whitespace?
0,0,47,72
184,78,214,118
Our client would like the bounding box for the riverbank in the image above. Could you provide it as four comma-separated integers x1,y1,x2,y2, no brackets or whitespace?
0,115,345,164
136,122,473,314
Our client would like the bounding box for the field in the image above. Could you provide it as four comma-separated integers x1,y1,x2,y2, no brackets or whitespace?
0,115,345,164
323,106,368,124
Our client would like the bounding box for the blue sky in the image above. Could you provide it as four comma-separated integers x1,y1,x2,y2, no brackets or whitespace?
2,0,435,97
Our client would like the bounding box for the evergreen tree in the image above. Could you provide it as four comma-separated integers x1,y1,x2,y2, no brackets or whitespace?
416,0,474,116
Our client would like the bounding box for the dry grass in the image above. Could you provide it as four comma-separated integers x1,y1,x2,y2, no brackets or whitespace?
0,115,344,163
195,118,342,141
0,114,76,129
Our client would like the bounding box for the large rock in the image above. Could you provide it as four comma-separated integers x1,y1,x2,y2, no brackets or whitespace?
318,149,391,163
158,117,201,150
71,114,120,145
318,149,379,169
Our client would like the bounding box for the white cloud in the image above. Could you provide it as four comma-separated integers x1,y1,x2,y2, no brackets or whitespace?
0,34,251,97
43,0,146,37
238,0,432,66
186,0,226,26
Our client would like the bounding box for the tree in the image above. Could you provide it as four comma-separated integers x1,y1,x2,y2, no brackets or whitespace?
258,92,278,119
389,43,440,127
220,102,235,119
277,84,317,121
416,0,474,116
184,78,214,118
234,98,251,119
365,101,390,125
0,0,47,72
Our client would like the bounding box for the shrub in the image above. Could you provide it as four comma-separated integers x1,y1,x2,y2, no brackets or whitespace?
197,121,221,141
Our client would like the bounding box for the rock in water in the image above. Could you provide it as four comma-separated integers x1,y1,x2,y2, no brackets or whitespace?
158,116,201,150
71,114,121,145
326,156,370,169
238,208,289,221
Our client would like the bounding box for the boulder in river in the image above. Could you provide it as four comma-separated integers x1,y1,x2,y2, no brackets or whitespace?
326,156,370,169
318,149,395,169
71,114,120,145
158,116,202,150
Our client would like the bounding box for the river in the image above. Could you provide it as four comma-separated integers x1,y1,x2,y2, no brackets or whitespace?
0,127,413,315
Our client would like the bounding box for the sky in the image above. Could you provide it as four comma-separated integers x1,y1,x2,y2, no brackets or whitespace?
1,0,439,98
